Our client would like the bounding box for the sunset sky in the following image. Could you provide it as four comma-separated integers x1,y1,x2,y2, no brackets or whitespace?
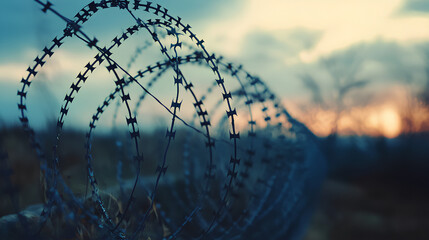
0,0,428,136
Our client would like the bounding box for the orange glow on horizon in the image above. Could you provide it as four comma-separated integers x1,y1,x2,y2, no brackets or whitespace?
289,104,404,138
284,89,429,139
366,106,401,138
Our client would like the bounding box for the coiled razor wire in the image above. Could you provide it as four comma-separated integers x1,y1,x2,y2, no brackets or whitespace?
8,1,326,239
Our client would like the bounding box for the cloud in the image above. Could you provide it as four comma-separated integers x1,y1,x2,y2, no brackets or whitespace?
200,0,429,63
3,0,429,65
399,0,429,14
0,63,28,81
240,28,322,65
0,49,95,83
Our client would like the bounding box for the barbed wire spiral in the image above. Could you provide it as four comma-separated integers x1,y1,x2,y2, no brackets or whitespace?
5,1,326,239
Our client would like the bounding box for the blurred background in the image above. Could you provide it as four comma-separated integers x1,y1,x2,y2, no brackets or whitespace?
1,0,429,239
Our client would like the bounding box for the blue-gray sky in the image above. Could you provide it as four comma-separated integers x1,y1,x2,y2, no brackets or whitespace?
1,0,428,135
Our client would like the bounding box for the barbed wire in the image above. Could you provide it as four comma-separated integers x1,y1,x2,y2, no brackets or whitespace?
4,1,326,239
